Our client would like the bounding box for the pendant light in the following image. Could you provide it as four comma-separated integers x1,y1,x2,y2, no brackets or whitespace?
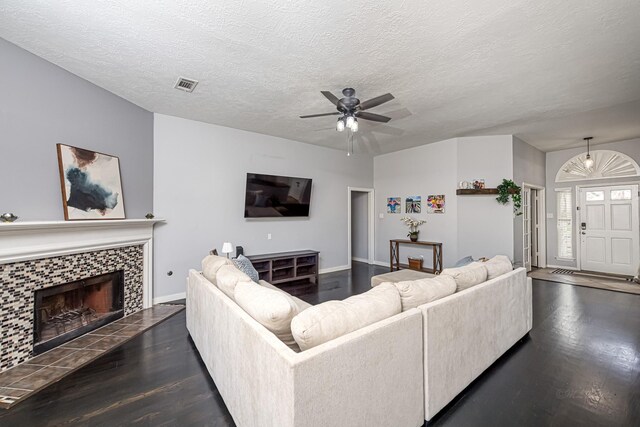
336,117,345,132
583,137,594,169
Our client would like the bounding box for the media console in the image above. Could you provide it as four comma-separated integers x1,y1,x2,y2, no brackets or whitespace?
247,250,319,287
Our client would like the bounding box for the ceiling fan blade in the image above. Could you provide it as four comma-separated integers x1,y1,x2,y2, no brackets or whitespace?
356,111,392,123
299,112,340,118
321,91,340,106
360,93,394,110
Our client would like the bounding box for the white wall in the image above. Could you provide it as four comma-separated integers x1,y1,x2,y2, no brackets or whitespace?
374,139,459,268
351,191,369,261
153,114,373,299
545,137,640,268
456,136,515,261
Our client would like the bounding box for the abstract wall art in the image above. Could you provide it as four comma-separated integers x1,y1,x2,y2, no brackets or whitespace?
56,144,125,220
426,195,445,213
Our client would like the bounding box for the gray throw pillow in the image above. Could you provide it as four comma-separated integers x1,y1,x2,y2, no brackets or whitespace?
454,256,474,267
233,255,259,283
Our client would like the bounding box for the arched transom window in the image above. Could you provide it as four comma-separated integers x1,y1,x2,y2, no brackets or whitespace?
555,150,640,183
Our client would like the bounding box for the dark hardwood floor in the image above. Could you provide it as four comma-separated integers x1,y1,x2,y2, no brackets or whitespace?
1,262,639,426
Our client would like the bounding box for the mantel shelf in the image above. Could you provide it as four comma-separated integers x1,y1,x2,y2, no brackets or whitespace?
456,189,518,195
0,219,164,233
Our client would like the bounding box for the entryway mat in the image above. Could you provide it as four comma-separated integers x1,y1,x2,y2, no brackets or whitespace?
0,304,184,409
529,268,640,295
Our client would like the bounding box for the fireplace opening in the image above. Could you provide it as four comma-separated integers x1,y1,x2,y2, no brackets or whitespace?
33,271,124,354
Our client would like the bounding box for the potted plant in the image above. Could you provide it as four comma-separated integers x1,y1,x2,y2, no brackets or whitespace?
496,179,522,216
401,217,426,242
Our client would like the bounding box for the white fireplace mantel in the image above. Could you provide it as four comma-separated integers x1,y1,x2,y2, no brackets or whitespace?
0,219,164,308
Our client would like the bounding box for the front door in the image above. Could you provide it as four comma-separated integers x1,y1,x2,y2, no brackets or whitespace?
579,185,639,275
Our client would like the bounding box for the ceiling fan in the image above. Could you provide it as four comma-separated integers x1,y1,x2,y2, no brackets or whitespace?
300,88,394,132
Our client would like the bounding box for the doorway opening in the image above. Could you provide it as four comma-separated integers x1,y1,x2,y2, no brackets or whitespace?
522,184,546,272
347,187,375,268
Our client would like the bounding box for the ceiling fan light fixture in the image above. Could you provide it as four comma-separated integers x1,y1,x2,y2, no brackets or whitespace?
345,115,355,129
336,118,345,132
350,118,358,132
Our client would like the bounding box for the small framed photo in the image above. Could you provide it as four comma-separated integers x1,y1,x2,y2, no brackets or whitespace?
473,179,485,190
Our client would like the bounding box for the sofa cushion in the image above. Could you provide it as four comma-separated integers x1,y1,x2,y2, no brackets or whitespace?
393,275,457,311
216,264,251,300
259,280,312,312
202,255,233,285
233,255,259,283
440,262,488,292
291,283,401,351
235,280,301,350
484,255,513,280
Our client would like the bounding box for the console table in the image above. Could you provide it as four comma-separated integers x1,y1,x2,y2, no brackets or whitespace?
247,250,319,286
389,240,443,274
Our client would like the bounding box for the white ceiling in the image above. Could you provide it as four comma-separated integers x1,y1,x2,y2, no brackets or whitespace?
1,0,639,154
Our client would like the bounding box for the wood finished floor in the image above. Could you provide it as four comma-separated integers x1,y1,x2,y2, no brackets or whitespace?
1,262,639,426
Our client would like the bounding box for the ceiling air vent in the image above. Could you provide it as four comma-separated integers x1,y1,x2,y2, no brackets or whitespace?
174,77,198,93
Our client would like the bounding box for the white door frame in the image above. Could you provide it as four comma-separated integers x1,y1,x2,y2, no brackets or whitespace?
575,182,640,273
347,187,375,268
521,183,547,269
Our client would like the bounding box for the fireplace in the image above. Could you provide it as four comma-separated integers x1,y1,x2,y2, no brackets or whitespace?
33,271,124,354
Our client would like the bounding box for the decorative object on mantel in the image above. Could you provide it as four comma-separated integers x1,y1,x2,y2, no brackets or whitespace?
0,213,18,223
473,179,486,189
458,181,472,189
401,216,426,242
56,144,126,220
145,213,155,219
496,179,522,216
222,242,234,258
405,196,421,213
426,195,445,214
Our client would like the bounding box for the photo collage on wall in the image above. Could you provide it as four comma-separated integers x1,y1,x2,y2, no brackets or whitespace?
387,195,446,214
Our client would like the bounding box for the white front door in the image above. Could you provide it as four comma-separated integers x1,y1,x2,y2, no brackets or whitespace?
579,184,639,276
522,187,532,272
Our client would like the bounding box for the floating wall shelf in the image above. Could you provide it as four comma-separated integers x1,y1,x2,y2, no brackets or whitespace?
456,188,518,195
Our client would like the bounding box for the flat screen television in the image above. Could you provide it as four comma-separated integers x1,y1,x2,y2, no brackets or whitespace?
244,173,312,218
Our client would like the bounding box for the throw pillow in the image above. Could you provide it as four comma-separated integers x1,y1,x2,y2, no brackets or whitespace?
233,255,259,283
393,275,457,311
216,264,252,300
484,255,513,280
234,280,301,350
454,256,474,268
440,262,488,292
202,255,233,285
291,283,401,351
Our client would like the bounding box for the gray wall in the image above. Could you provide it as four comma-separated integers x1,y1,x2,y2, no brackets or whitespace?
0,38,153,220
351,191,369,261
545,138,640,268
512,137,546,267
153,114,373,299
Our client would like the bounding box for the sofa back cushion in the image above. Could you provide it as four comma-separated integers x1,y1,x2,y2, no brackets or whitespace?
216,264,251,300
483,255,513,280
393,275,457,311
291,283,401,351
440,262,488,292
235,280,301,350
233,255,260,283
202,255,234,285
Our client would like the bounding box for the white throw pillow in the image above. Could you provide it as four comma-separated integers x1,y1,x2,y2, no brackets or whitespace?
484,255,513,280
235,280,300,350
440,262,488,292
393,275,457,311
216,265,251,300
291,283,401,351
202,255,233,285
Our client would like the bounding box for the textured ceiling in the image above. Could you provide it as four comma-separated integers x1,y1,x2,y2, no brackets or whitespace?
1,0,639,154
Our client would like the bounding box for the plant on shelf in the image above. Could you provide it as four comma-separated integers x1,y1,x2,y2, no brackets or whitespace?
496,179,522,216
401,216,426,242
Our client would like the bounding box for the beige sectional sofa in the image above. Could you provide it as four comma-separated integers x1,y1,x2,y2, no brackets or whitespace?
186,255,532,426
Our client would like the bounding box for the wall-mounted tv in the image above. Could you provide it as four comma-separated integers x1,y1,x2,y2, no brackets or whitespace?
244,173,313,218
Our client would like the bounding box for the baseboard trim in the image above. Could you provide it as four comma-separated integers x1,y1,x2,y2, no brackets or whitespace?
373,260,389,268
546,264,579,271
319,265,351,274
153,292,186,304
351,257,369,264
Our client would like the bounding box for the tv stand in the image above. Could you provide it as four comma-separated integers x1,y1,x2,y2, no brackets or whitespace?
247,250,319,287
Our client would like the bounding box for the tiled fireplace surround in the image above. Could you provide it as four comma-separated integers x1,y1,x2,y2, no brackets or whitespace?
0,220,161,373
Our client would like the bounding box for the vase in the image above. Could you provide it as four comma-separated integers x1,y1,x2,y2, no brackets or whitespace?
409,232,419,242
